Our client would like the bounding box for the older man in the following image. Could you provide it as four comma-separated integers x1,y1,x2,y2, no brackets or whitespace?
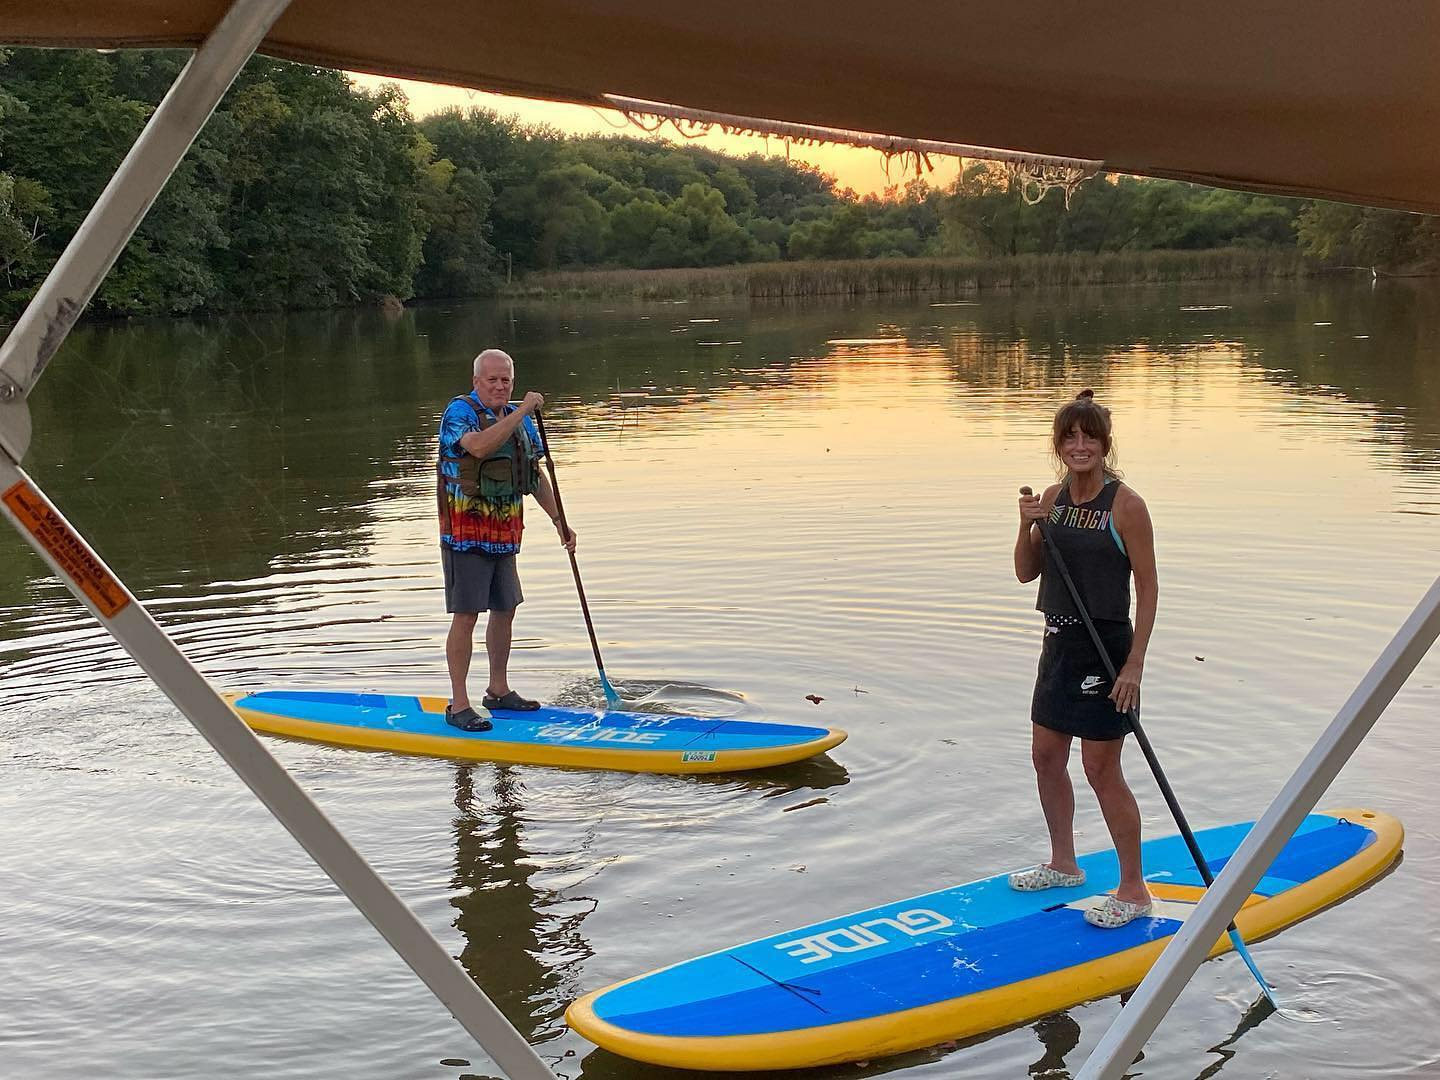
437,348,576,731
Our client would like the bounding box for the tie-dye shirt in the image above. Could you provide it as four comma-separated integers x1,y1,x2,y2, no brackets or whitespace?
437,394,544,554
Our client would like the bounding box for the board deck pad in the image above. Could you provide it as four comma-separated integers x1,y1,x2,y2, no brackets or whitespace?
567,808,1402,1070
228,690,845,774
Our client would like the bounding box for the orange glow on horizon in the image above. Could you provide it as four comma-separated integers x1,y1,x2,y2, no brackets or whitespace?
348,74,960,199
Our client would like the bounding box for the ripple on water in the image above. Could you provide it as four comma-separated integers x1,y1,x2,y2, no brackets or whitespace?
6,285,1440,1079
1264,962,1440,1074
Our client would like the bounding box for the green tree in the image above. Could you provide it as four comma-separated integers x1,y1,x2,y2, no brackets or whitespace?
1296,201,1440,271
215,64,429,308
939,164,1025,256
607,193,669,264
1,49,226,315
733,154,834,224
0,52,53,303
418,107,562,273
414,150,499,296
673,183,751,265
534,160,609,268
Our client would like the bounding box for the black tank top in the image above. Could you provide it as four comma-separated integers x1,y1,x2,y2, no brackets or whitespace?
1035,478,1132,622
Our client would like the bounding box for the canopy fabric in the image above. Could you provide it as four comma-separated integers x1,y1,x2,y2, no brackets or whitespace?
8,1,1440,213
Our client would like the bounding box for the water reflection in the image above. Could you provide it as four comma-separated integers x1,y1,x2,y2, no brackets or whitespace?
572,993,1271,1080
448,751,849,1060
450,763,594,1044
8,279,1439,615
1192,995,1277,1080
1028,1013,1082,1078
4,282,1439,1080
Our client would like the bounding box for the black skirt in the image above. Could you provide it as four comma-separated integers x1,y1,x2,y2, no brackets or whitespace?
1031,619,1134,741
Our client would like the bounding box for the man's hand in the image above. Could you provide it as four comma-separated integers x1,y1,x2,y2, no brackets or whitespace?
519,391,545,414
555,519,577,552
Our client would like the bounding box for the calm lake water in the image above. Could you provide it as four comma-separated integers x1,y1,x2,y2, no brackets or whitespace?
3,279,1439,1079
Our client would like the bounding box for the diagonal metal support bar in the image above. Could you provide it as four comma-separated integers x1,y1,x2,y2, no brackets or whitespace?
0,457,553,1079
1,3,552,1076
1077,575,1440,1079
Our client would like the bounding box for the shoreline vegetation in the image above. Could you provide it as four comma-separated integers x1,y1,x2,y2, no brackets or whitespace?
2,48,1434,323
0,249,1325,333
503,248,1309,301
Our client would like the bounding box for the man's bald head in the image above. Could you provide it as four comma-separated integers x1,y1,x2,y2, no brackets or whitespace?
472,349,517,410
473,349,513,378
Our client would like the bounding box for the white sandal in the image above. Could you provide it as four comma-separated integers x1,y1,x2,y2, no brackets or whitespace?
1084,894,1153,928
1008,864,1087,891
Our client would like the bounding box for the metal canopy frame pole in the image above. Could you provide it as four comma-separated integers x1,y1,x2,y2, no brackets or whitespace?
1077,576,1440,1080
0,5,551,1077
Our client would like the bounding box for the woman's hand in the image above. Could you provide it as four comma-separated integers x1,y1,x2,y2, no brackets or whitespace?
555,519,577,552
1111,659,1142,714
1018,489,1047,525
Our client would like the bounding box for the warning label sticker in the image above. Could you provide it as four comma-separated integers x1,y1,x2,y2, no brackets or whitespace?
2,480,131,619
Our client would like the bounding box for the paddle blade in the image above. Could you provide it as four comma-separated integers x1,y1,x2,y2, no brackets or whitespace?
599,669,623,710
1227,927,1280,1010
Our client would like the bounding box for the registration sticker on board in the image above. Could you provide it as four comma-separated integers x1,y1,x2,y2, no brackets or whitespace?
3,480,131,618
681,750,717,763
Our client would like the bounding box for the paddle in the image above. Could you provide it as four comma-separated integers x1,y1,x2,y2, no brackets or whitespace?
1020,485,1279,1009
534,409,622,709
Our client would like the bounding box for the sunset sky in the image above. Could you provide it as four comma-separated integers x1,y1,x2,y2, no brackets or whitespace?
348,74,962,199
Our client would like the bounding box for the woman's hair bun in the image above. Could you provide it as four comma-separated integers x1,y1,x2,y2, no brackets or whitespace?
1076,388,1095,400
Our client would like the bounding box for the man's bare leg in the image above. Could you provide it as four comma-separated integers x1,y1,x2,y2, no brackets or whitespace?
485,607,516,698
446,611,479,710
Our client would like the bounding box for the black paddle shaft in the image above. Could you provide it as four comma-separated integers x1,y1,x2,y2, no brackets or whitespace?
533,409,608,674
1021,487,1224,892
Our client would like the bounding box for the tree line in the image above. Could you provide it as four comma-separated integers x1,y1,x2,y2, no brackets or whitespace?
1,49,1434,319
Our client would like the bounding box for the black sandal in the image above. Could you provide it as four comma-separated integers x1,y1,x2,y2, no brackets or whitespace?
445,705,493,733
482,689,540,711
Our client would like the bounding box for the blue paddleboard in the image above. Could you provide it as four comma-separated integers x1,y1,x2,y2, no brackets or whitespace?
228,690,846,773
567,808,1402,1070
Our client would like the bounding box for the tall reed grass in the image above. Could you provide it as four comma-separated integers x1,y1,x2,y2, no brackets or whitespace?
507,249,1306,301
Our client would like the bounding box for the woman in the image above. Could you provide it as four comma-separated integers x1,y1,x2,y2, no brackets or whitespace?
1011,389,1157,928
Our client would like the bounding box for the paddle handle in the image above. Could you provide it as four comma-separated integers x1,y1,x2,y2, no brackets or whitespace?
534,410,610,683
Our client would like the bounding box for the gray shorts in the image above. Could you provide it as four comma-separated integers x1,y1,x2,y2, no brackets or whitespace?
442,547,524,613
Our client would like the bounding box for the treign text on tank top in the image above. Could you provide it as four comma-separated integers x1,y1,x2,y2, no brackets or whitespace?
1035,478,1132,622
